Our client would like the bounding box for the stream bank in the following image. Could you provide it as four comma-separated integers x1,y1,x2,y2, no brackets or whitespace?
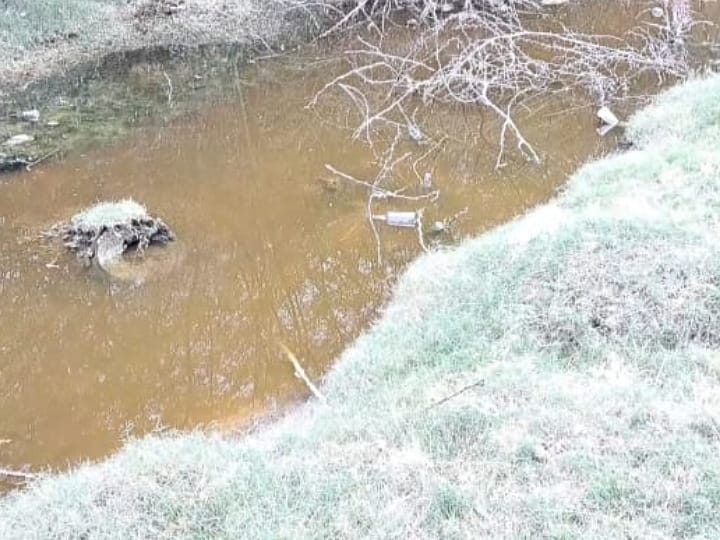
3,0,719,177
2,67,720,540
1,0,720,481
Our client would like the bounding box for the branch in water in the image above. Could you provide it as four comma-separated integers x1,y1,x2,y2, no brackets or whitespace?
280,343,328,405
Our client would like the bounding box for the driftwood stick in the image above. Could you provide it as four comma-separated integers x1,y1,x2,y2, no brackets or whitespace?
416,209,429,253
324,164,376,190
162,69,174,105
280,343,328,405
26,148,59,171
424,380,485,412
0,468,37,480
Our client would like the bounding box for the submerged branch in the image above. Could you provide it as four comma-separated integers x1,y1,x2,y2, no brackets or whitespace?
0,468,37,480
280,343,328,405
310,0,694,166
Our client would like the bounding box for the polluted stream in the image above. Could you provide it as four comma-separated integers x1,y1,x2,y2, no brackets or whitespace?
0,2,718,480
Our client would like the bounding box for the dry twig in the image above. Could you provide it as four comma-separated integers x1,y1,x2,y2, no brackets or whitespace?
324,125,439,263
309,0,693,167
0,468,37,481
280,343,328,405
423,380,486,412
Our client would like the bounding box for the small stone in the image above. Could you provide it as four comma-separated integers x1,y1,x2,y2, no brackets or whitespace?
0,155,32,173
318,176,340,192
530,445,548,463
20,110,40,123
95,231,126,267
422,172,433,190
430,221,446,234
3,134,34,147
407,123,425,142
651,6,664,18
161,0,184,15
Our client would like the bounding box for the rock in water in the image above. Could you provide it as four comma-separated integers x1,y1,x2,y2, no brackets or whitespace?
3,134,34,147
0,155,31,173
651,6,664,18
94,231,126,268
59,199,175,271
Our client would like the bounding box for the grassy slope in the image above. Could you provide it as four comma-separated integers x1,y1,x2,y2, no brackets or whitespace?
2,75,720,538
0,1,118,51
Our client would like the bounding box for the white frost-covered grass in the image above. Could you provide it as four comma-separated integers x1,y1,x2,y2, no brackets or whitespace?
70,199,148,228
0,0,334,96
3,75,720,539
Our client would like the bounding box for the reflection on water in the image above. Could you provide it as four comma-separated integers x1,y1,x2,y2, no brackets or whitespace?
1,0,717,474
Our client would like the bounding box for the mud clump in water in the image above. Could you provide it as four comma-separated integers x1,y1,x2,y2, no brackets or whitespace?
58,199,175,269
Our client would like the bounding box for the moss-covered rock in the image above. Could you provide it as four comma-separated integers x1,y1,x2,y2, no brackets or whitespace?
60,199,174,269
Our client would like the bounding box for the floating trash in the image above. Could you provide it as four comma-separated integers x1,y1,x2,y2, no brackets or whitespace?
407,123,425,143
597,106,621,136
373,211,418,228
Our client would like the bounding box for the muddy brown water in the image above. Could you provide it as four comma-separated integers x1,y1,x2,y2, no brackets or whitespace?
1,2,718,478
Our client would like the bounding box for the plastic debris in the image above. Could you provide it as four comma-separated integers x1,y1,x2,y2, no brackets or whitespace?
374,211,418,228
20,110,40,123
596,106,621,136
651,6,664,18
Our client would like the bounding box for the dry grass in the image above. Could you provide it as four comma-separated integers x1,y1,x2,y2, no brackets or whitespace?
2,69,720,538
0,0,339,97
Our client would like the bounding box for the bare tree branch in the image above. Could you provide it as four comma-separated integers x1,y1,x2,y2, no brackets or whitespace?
309,0,693,167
